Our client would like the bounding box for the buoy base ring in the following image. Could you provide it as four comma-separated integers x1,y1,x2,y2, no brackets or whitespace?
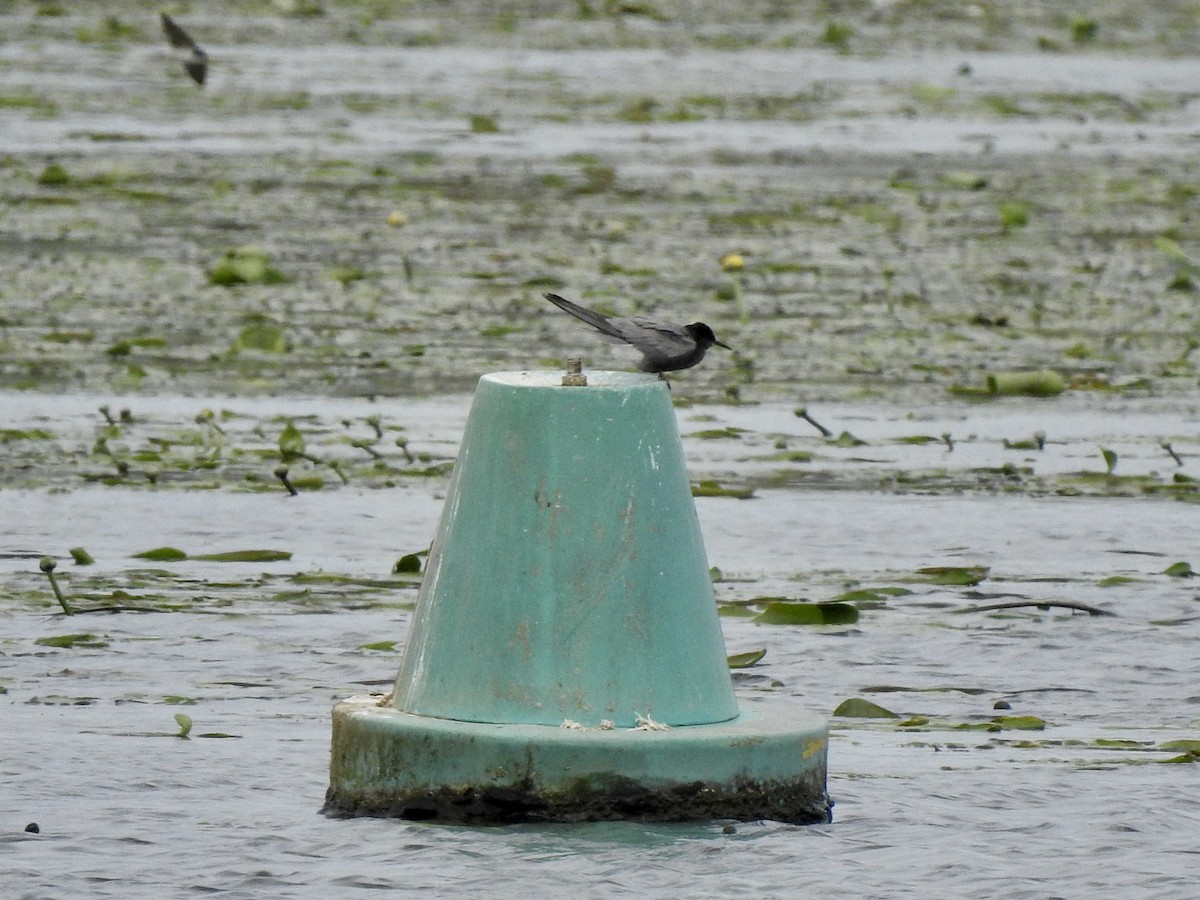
324,695,830,825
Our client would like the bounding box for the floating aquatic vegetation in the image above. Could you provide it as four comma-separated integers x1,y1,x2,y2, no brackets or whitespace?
1158,740,1200,764
128,547,290,563
998,200,1031,231
278,421,306,460
687,426,747,440
36,163,70,186
986,370,1066,397
190,550,292,562
1097,575,1139,587
232,319,288,353
69,547,94,565
329,265,367,287
754,601,859,626
830,587,912,605
1070,16,1098,43
0,429,54,443
133,547,188,561
915,565,989,586
829,431,867,447
940,171,989,190
359,641,397,652
208,246,289,287
392,550,426,575
44,330,94,344
289,474,324,490
35,633,106,649
833,698,898,718
1155,236,1197,292
1163,561,1193,577
469,114,500,133
821,21,854,52
958,715,1046,732
691,480,754,499
1003,431,1047,451
726,649,766,669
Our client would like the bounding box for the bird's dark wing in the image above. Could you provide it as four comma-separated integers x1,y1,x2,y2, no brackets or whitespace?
184,58,208,85
544,293,627,342
161,14,208,85
161,13,200,51
611,315,697,361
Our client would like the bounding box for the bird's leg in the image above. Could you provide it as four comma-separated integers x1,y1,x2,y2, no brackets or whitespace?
657,373,672,391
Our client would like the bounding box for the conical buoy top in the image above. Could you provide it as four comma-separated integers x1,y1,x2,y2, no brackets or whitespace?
391,370,738,728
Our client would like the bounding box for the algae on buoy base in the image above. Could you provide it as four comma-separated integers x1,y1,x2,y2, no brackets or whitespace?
325,696,830,825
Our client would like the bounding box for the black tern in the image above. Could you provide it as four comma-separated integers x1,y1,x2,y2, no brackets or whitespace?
160,13,208,85
544,293,732,374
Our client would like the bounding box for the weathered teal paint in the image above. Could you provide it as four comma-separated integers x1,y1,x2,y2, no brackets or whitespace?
326,371,830,824
393,370,737,728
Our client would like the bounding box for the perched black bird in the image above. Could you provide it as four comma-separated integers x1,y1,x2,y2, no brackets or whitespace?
544,293,732,374
160,13,208,85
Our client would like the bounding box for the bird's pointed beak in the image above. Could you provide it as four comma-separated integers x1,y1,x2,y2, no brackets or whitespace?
715,339,733,352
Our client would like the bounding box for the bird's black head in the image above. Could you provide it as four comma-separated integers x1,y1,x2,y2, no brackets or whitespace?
686,322,733,352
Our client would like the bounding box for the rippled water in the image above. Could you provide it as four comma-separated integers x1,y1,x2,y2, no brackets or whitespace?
5,394,1200,897
4,5,1200,894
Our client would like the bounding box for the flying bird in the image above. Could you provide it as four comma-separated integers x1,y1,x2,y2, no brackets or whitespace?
544,292,732,374
160,13,208,85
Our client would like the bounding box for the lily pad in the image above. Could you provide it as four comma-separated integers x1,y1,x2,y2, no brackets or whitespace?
832,587,913,604
392,553,423,575
830,430,867,447
189,550,292,563
208,245,288,287
37,163,70,186
359,640,397,652
132,546,188,561
986,370,1065,397
833,697,899,718
278,421,306,459
754,601,859,625
1160,751,1200,764
687,427,748,440
0,428,54,443
232,321,287,353
992,715,1046,730
997,199,1030,230
726,648,767,669
1163,561,1193,577
35,633,108,649
915,565,989,586
958,715,1047,732
469,114,500,133
1159,739,1200,753
691,480,755,499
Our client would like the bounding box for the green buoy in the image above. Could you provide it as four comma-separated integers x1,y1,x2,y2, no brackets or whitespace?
325,370,829,824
